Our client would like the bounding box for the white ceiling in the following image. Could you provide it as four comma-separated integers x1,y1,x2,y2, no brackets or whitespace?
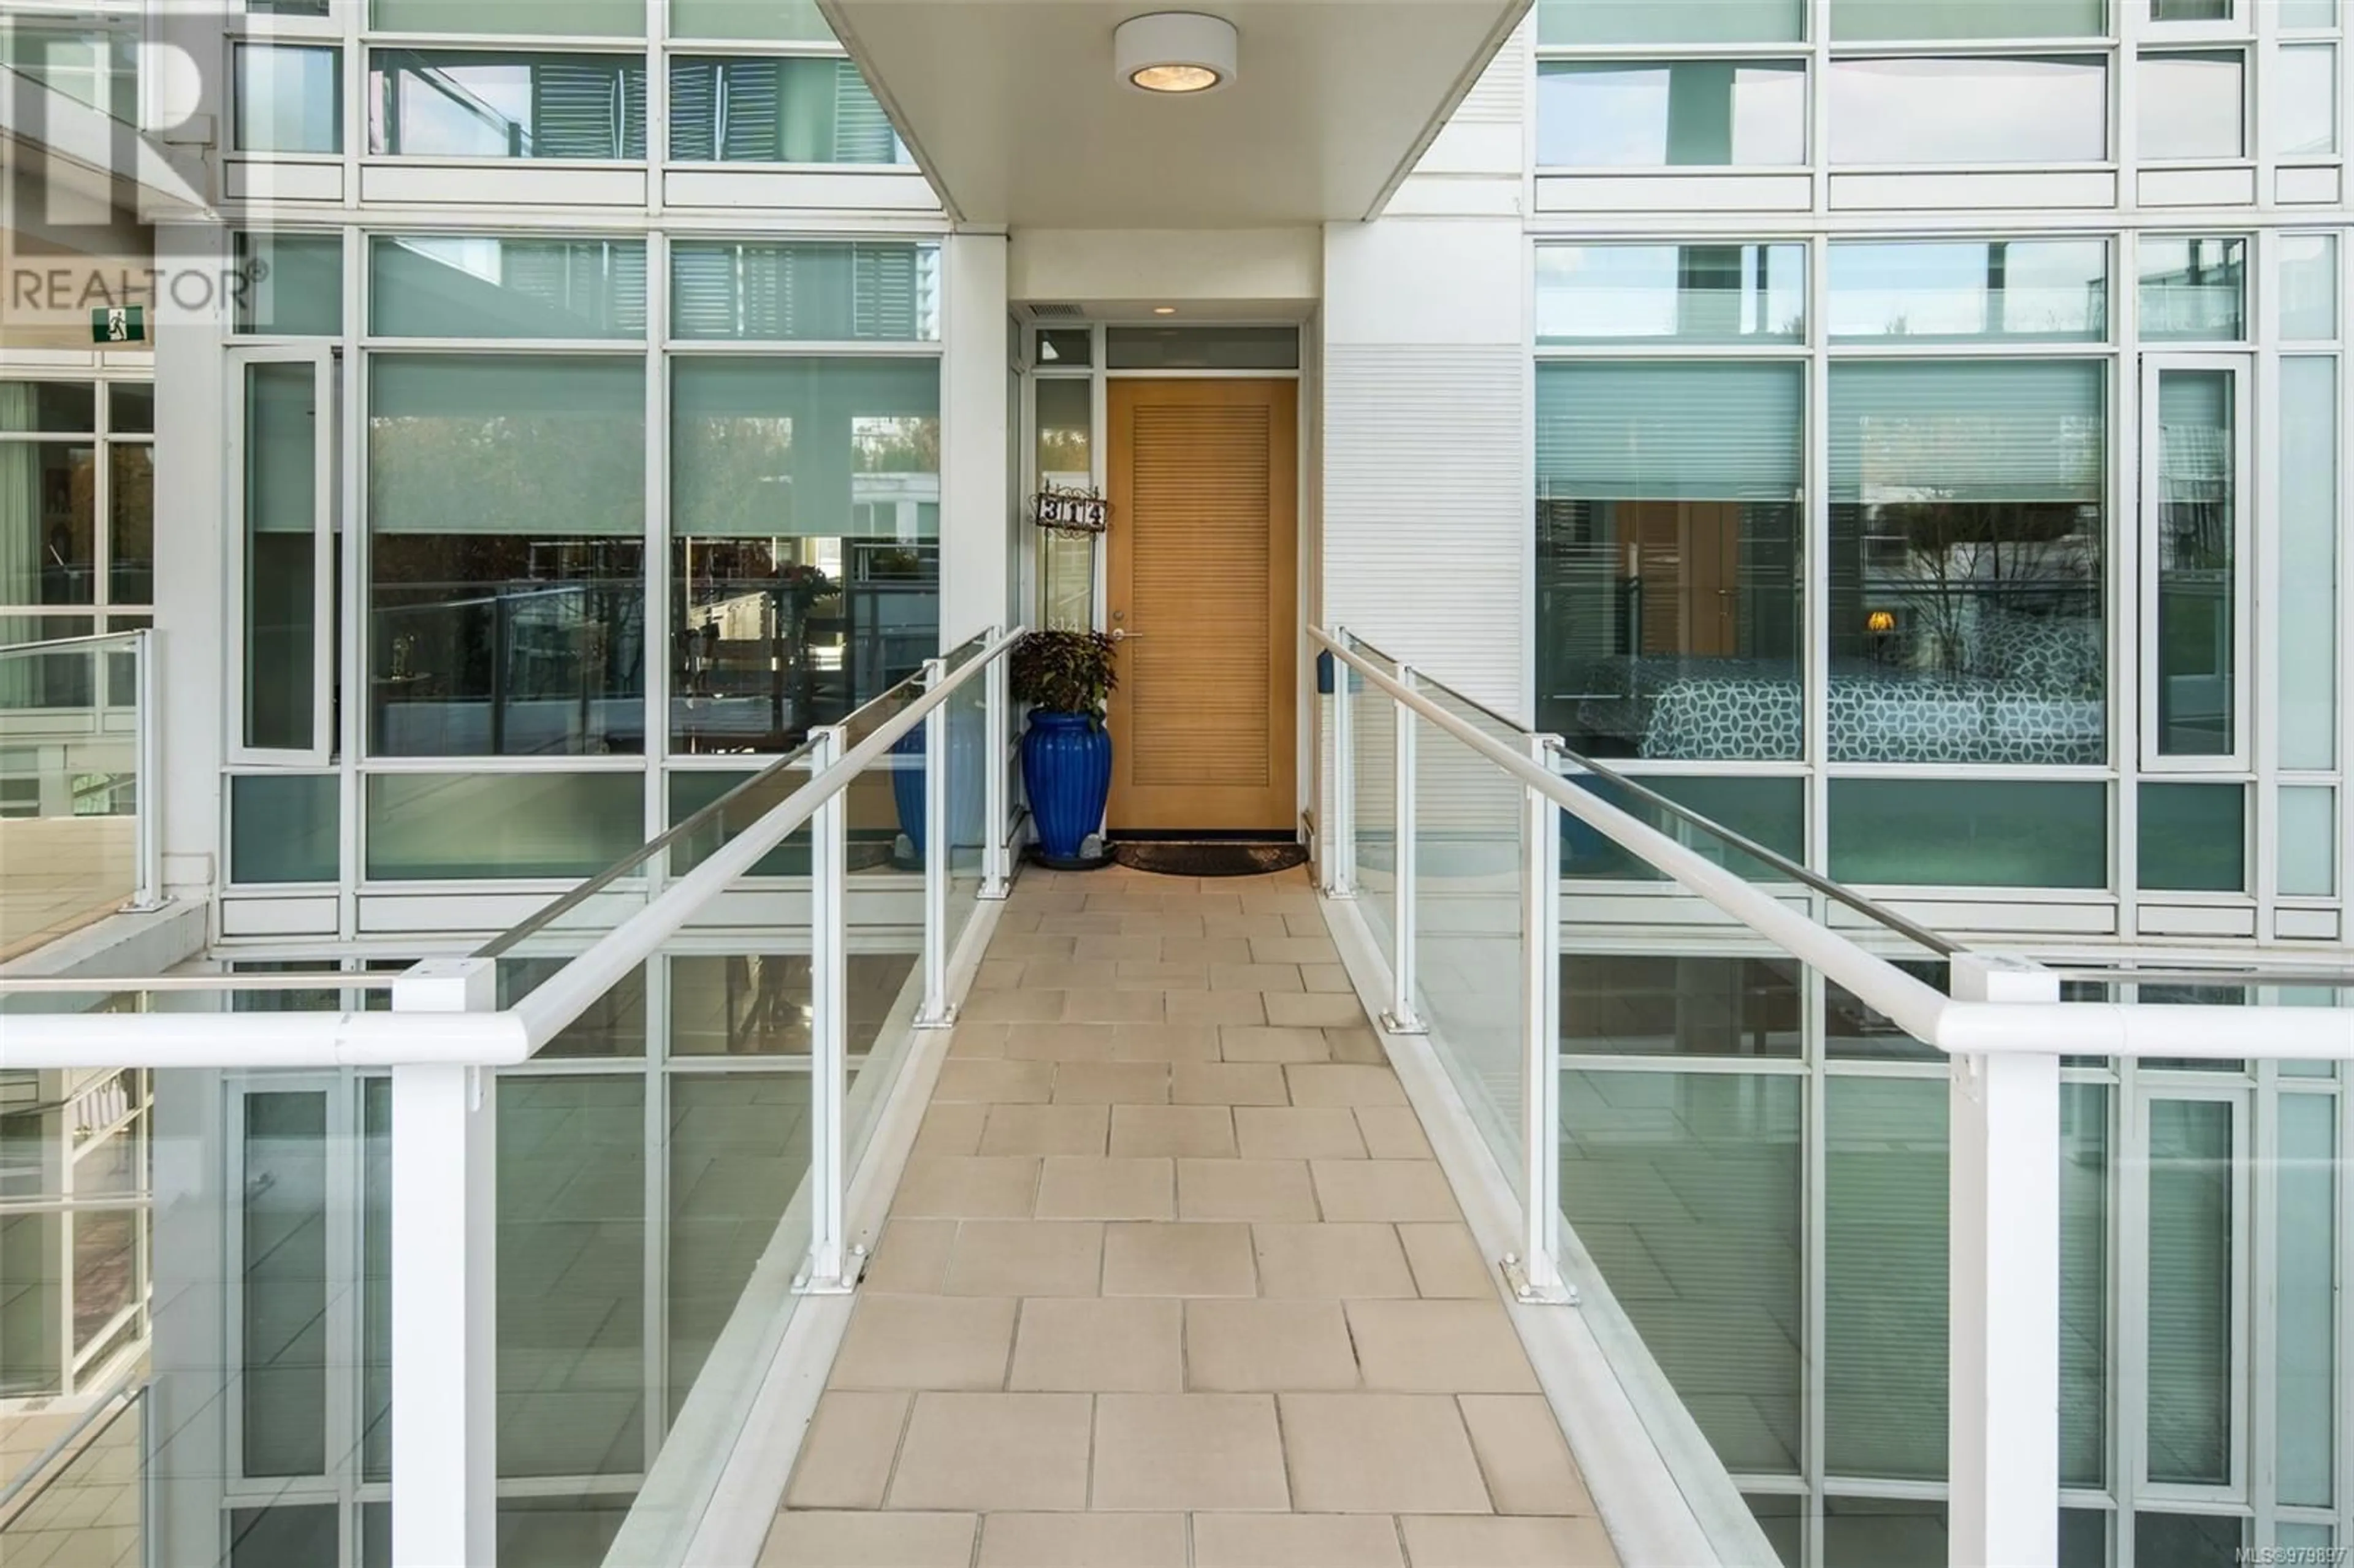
819,0,1529,229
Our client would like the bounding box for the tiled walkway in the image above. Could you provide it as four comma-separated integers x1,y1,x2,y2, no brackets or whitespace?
761,865,1617,1568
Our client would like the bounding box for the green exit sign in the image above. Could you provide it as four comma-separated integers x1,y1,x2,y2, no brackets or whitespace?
91,305,145,344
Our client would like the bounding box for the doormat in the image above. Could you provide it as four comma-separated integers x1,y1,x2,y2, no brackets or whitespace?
1111,840,1309,878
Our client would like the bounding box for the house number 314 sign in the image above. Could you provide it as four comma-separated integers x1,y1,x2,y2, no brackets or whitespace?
1030,485,1108,535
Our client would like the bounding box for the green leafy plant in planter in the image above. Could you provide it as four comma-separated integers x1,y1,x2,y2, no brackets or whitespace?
1010,630,1119,864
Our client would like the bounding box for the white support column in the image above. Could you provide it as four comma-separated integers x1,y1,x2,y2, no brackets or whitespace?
981,634,1011,899
1507,733,1572,1307
916,659,954,1027
1946,954,2062,1568
1384,666,1426,1035
940,233,1013,645
1325,630,1354,899
388,958,499,1568
798,726,856,1294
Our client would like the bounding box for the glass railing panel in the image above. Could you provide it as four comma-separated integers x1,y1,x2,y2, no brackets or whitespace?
1344,634,1397,970
1408,680,1529,1184
943,639,990,962
0,1383,147,1561
839,711,928,1183
0,632,145,959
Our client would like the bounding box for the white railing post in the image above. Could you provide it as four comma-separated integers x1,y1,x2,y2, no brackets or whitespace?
1507,733,1572,1306
1384,666,1426,1035
982,631,1011,900
1325,629,1354,899
798,726,856,1294
916,657,954,1027
131,630,162,910
1946,953,2061,1568
389,957,499,1568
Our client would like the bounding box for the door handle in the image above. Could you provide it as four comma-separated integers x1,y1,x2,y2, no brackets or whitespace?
1110,628,1144,641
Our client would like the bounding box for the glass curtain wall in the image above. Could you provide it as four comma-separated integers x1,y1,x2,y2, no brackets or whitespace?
224,224,941,879
1530,224,2354,902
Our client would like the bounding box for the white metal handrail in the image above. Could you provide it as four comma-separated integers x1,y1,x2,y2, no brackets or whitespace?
0,628,1024,1071
1314,622,2354,1568
1316,626,2354,1064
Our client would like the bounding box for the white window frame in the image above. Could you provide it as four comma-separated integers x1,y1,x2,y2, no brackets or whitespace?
226,344,338,767
2139,351,2253,774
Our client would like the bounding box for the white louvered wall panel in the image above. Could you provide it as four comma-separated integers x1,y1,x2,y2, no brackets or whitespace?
1323,342,1529,720
1451,16,1529,126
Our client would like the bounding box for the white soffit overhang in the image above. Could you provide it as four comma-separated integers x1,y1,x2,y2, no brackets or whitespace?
818,0,1530,228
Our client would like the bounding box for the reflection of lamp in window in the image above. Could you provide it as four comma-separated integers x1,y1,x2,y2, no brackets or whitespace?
1866,607,1897,664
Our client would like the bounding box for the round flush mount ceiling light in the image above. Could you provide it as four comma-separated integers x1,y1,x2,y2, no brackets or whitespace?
1115,12,1238,94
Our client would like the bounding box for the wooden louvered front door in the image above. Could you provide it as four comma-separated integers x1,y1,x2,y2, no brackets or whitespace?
1106,379,1298,832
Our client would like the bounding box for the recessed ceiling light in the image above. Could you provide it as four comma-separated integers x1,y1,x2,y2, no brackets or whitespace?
1115,12,1238,95
1152,306,1177,315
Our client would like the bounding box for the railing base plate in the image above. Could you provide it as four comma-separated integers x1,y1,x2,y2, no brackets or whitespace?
792,1244,868,1297
913,1005,959,1030
1379,1010,1428,1036
1501,1253,1577,1307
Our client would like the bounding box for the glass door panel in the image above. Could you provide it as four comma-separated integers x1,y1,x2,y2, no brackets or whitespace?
2141,356,2250,768
232,348,337,763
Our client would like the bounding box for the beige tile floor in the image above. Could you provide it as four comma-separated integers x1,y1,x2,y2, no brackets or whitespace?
0,816,135,964
762,865,1618,1568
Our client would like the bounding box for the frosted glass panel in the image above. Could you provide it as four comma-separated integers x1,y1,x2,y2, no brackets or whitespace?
369,356,646,538
1035,378,1094,633
1537,243,1807,343
234,233,342,336
1832,0,2105,37
374,0,642,32
2282,0,2337,25
2280,46,2339,156
371,236,647,339
1827,780,2108,887
2139,51,2244,159
2138,782,2245,891
2282,235,2339,341
2279,1093,2334,1505
365,772,644,878
1827,56,2108,164
1560,1070,1804,1474
1538,0,1803,44
1826,1076,1946,1480
2146,1098,2234,1487
2280,786,2335,897
230,774,338,883
2280,359,2338,769
234,44,341,153
669,0,834,40
1537,61,1807,166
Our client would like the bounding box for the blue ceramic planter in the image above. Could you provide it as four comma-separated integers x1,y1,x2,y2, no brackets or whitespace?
1022,712,1112,861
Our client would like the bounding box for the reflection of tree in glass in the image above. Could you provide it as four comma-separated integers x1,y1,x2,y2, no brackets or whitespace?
1862,498,2098,679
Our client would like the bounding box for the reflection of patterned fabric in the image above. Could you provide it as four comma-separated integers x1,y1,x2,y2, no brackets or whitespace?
1633,671,2103,764
1976,612,2102,696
